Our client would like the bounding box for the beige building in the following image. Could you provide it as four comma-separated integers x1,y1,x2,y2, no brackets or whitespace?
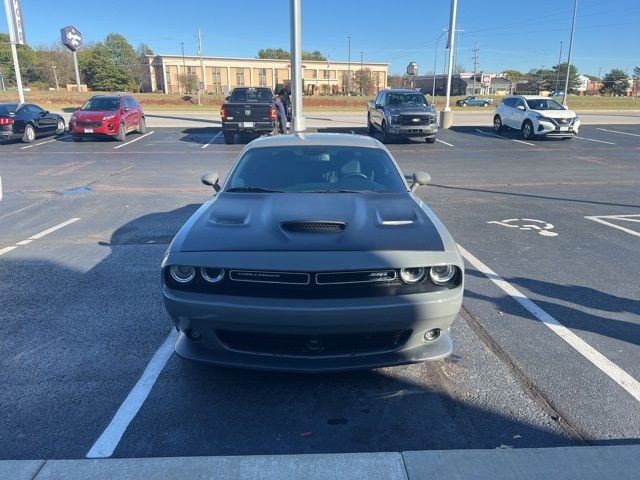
141,55,388,95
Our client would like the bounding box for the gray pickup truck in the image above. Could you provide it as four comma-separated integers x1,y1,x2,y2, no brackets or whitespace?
367,89,439,143
220,87,278,144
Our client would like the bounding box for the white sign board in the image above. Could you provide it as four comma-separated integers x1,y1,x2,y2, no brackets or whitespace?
61,26,83,51
481,73,491,86
6,0,26,44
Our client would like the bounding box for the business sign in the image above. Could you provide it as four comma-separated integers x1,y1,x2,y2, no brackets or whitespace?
6,0,26,44
60,26,83,51
407,62,418,76
481,73,492,86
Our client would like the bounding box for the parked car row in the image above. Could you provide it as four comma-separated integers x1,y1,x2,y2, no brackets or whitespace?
0,94,146,144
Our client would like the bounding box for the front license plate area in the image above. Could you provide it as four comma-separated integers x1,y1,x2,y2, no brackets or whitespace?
242,122,254,128
559,126,569,132
84,128,93,133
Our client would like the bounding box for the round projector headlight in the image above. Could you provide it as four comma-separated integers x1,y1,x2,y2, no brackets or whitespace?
170,265,195,283
400,267,425,284
429,265,456,285
201,267,224,283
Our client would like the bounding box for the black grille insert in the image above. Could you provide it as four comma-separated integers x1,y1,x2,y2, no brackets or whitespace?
281,221,346,233
216,329,413,356
76,121,103,128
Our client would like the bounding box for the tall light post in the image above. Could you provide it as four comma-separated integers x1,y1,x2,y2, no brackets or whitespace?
359,51,363,95
180,41,187,94
289,0,305,132
441,0,458,129
554,41,563,92
562,0,578,106
346,34,351,95
432,29,447,106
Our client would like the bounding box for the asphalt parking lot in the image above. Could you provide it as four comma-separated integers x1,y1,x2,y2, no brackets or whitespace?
1,120,639,461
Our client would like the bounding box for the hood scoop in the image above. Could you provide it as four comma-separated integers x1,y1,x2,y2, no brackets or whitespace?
281,221,346,233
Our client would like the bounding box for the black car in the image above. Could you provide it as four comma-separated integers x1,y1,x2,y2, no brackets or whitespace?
0,103,66,143
220,87,278,144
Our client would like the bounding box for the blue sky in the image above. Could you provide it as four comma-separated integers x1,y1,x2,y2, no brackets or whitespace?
7,0,640,77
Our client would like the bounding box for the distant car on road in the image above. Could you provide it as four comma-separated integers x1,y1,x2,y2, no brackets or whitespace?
548,91,564,97
69,94,145,142
493,95,580,140
162,133,463,372
367,89,439,143
0,103,65,143
455,96,493,107
220,87,278,144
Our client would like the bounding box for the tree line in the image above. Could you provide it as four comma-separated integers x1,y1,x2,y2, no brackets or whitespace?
0,32,152,92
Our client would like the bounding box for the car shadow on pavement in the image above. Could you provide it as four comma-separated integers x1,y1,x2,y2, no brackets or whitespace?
178,127,222,146
145,114,221,125
464,269,640,348
449,126,570,142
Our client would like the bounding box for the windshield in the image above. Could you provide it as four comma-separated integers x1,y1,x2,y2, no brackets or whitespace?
387,93,427,106
525,98,564,110
81,97,120,111
226,146,407,193
229,88,274,103
0,104,18,115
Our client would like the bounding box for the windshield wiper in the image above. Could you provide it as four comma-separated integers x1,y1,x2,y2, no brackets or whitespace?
226,186,284,193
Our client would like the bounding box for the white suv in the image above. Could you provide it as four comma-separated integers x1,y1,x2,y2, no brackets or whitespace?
493,95,580,140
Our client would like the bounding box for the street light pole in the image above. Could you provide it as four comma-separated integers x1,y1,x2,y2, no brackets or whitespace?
432,30,447,106
562,0,577,106
555,41,563,92
347,34,351,95
289,0,305,132
441,0,458,128
180,42,187,94
360,51,363,95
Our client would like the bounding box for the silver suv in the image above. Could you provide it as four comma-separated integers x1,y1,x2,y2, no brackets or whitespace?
493,95,580,140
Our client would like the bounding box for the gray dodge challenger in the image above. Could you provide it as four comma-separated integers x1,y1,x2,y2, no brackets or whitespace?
162,133,464,372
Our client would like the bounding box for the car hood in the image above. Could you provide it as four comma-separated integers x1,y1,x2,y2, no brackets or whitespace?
73,110,117,121
387,105,436,115
178,192,445,252
531,109,576,119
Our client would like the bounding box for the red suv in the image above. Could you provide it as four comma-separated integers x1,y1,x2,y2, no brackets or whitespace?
69,94,145,142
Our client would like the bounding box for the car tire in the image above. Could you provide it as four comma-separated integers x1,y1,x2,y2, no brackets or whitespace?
72,135,83,142
223,131,235,145
22,124,35,143
367,117,375,135
461,102,467,107
117,123,126,142
138,117,146,134
493,116,503,133
56,119,65,135
483,102,490,107
380,122,391,144
425,136,436,143
522,120,534,140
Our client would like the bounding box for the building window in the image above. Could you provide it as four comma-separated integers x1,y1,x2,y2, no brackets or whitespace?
311,70,318,79
323,70,330,80
258,68,267,86
275,69,279,87
236,68,245,86
187,66,196,75
165,67,172,85
211,67,222,94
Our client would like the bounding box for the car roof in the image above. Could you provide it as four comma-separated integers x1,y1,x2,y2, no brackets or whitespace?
246,133,381,149
506,95,554,100
382,89,422,94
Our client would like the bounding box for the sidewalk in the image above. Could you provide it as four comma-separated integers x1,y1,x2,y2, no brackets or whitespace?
3,445,638,480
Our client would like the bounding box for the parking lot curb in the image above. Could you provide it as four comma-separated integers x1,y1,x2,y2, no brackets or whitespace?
3,445,639,479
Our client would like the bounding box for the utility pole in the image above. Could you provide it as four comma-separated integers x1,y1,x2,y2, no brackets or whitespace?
432,29,447,106
562,0,578,106
360,51,363,95
3,0,25,103
555,41,563,92
289,0,305,132
442,0,458,129
472,43,479,95
346,34,351,95
197,29,204,105
180,41,187,94
51,62,60,90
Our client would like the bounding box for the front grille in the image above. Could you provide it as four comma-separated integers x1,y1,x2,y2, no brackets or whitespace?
281,221,346,233
76,121,102,128
216,329,413,356
399,115,433,126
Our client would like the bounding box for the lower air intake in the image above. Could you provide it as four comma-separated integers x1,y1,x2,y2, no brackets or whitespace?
281,221,346,233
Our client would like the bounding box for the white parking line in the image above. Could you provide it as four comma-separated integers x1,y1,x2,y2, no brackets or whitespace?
86,329,177,458
113,131,154,149
475,129,504,139
511,139,536,146
575,136,615,145
436,139,454,147
597,128,640,138
457,244,640,403
585,215,640,238
0,217,80,257
201,132,221,149
19,135,69,150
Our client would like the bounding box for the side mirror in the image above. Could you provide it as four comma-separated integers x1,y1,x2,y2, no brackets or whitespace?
410,171,431,192
201,172,221,193
375,104,383,109
41,110,49,116
516,105,525,111
225,96,231,101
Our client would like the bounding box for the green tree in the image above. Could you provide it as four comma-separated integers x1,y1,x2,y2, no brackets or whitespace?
548,62,580,92
0,33,42,86
257,48,290,59
600,68,630,96
302,50,327,61
354,68,377,95
80,33,137,91
632,66,640,96
502,69,524,83
136,43,154,92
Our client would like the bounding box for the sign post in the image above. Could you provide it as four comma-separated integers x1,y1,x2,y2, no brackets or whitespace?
61,26,83,92
3,0,25,103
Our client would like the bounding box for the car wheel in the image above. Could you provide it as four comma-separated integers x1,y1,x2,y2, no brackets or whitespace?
223,131,235,145
138,117,146,134
367,116,375,135
522,120,534,140
117,123,126,142
461,102,467,107
72,135,83,142
56,119,65,135
483,102,490,107
425,136,436,144
493,116,503,133
380,122,391,144
22,124,35,143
